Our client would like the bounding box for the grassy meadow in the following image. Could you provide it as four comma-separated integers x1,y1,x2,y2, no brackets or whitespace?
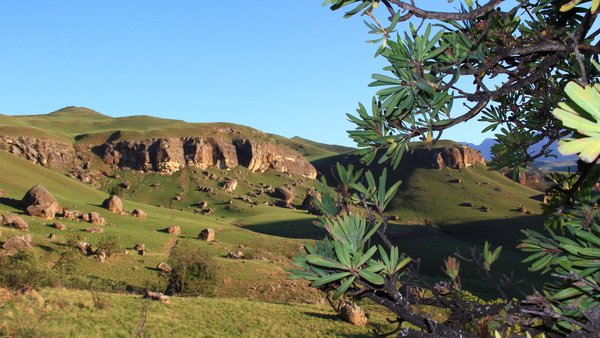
0,109,557,336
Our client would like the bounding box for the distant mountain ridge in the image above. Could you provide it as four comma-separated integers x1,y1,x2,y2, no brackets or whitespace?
461,138,578,171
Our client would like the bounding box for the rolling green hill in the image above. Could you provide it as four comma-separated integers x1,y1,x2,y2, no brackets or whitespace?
0,108,555,336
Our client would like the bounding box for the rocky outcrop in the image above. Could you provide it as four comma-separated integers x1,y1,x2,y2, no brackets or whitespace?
403,145,485,169
100,137,316,178
234,140,317,178
0,136,75,169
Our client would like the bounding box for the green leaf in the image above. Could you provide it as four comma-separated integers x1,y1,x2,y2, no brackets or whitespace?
311,271,352,287
332,275,356,299
306,254,346,270
357,269,385,284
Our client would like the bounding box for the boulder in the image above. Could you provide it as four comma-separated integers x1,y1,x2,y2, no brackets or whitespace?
53,222,67,230
63,209,84,220
301,191,322,215
133,209,147,219
339,302,369,327
144,291,170,303
2,234,33,251
157,262,171,272
102,195,123,213
0,189,8,196
198,228,215,241
201,208,215,215
1,214,28,231
88,212,105,225
198,201,209,209
85,227,104,233
166,225,181,235
226,251,245,259
77,242,94,255
21,185,62,220
275,187,295,204
134,243,145,251
221,179,238,193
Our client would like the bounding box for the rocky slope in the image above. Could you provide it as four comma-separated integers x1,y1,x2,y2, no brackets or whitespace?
0,135,317,179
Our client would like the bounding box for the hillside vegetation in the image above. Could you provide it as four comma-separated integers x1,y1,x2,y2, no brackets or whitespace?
0,109,552,336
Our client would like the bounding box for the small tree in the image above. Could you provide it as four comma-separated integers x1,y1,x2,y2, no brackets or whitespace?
164,240,217,297
288,1,600,337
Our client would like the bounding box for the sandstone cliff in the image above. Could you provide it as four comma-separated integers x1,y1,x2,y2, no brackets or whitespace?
0,136,75,169
404,145,486,169
0,135,317,179
99,137,317,179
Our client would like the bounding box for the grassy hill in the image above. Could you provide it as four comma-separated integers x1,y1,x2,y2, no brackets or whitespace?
0,109,556,336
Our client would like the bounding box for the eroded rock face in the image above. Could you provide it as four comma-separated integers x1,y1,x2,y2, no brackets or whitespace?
99,137,316,178
234,140,317,179
0,136,75,169
403,145,485,169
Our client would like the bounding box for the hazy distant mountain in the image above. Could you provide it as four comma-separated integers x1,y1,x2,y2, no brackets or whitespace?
461,138,578,171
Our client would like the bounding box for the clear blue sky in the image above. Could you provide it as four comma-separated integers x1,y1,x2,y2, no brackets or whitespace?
0,1,491,147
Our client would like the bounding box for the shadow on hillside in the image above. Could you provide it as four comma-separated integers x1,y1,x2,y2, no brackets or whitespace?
0,197,22,211
242,219,327,240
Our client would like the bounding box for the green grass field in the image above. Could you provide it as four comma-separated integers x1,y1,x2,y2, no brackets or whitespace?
0,110,560,336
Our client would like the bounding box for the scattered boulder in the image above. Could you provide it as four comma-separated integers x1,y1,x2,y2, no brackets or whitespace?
53,222,67,230
48,233,57,240
339,302,369,327
134,243,145,251
198,228,215,241
240,195,253,204
449,178,462,184
89,212,106,225
226,251,245,259
96,251,107,263
77,242,94,255
166,225,181,235
2,234,33,251
462,202,475,207
157,262,171,272
144,291,170,303
1,214,28,231
275,186,295,204
301,191,322,215
122,181,131,189
198,201,209,209
0,189,8,196
201,208,215,215
221,179,239,193
85,227,104,233
22,185,62,220
63,210,84,220
102,195,123,213
518,206,527,214
481,206,491,213
133,209,147,219
252,255,268,261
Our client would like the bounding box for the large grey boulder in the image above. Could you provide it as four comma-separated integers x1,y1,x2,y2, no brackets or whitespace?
22,185,62,220
102,195,123,213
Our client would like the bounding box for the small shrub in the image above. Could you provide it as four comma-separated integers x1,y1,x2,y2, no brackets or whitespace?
164,240,217,296
0,249,56,289
65,232,86,249
96,234,122,258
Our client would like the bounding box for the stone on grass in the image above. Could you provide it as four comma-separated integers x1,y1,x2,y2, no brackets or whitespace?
166,226,181,235
1,214,29,231
157,262,171,272
198,228,215,241
133,209,147,219
226,251,245,259
2,234,33,251
339,302,369,327
102,195,123,213
53,222,67,230
21,185,62,220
